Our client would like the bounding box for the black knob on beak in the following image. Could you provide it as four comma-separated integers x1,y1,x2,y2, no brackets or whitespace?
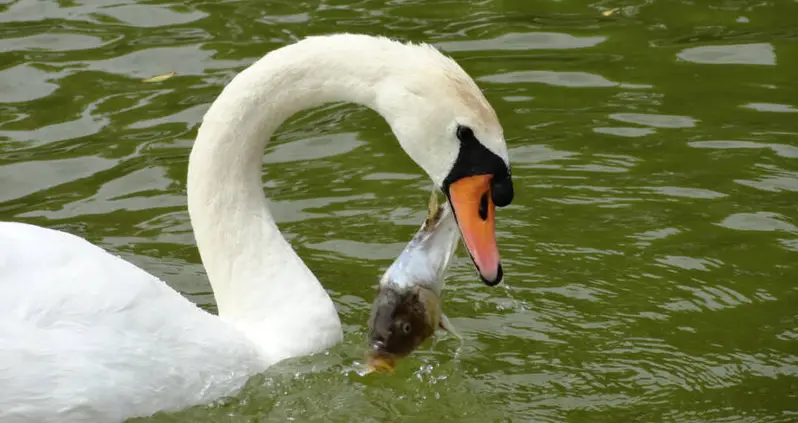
491,174,513,207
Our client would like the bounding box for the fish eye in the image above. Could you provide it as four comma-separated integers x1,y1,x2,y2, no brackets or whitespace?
401,322,412,334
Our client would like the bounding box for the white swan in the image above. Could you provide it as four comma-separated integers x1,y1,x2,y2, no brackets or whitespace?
0,33,514,423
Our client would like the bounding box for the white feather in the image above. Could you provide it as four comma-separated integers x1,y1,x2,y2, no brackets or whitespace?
0,223,264,423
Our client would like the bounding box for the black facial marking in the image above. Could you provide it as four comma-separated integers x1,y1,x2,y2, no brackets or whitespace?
478,192,488,221
442,125,514,208
456,125,474,141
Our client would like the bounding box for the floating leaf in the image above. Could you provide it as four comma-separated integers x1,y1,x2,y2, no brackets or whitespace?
602,9,618,16
142,72,176,83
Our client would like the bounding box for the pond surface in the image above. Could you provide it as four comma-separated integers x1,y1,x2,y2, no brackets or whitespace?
1,0,797,421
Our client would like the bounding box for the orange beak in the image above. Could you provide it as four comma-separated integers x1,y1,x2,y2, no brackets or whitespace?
447,175,502,285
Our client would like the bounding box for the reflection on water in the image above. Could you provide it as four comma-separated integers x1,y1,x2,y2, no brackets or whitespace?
1,0,797,422
435,32,607,51
481,70,622,88
677,43,776,66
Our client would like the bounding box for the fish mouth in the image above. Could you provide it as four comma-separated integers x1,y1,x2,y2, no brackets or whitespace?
446,174,502,286
365,350,396,374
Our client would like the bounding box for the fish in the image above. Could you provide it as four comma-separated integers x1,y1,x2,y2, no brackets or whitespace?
365,188,462,374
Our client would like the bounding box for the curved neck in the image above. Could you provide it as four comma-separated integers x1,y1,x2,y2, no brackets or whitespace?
187,38,400,363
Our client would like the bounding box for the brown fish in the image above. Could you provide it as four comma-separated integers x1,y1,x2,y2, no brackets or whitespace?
366,189,461,374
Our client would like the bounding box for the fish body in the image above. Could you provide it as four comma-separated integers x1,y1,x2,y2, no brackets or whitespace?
366,190,461,373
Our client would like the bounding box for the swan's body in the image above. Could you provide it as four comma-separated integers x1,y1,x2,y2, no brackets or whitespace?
0,33,513,423
0,223,264,422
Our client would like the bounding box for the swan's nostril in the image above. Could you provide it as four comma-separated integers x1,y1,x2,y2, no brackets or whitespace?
478,192,489,221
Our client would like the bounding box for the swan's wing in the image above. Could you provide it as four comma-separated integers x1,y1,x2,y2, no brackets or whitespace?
0,222,264,423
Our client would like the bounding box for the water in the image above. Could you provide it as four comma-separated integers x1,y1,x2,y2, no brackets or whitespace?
1,0,797,421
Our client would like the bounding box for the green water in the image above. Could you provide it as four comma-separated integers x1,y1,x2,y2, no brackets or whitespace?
2,0,797,421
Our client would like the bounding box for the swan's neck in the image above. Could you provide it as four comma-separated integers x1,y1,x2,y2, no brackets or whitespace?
187,37,401,363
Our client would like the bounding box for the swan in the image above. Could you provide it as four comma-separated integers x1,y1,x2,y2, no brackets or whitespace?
0,33,514,423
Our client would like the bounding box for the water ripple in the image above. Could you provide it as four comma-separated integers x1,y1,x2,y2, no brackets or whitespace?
1,0,796,422
436,32,607,52
481,70,620,87
0,64,59,103
98,4,208,27
689,140,798,158
718,212,797,233
736,164,798,193
677,43,776,66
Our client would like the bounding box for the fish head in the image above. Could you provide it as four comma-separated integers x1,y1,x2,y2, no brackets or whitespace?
365,284,441,373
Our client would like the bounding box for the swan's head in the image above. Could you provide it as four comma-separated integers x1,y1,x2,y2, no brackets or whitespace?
373,40,514,286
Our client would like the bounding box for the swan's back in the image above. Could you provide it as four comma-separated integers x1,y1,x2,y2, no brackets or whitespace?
0,222,265,423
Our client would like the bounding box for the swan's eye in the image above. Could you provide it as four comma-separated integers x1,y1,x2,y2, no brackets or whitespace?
401,322,412,334
455,125,475,142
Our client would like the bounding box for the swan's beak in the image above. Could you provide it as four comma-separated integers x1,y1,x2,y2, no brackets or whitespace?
447,174,502,286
